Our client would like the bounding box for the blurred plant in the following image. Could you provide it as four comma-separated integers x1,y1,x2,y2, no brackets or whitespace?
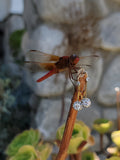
0,63,22,117
6,129,40,156
105,156,120,160
56,120,94,159
111,130,120,148
107,130,120,157
0,63,32,159
0,74,22,115
114,87,120,130
93,118,113,152
81,151,99,160
9,29,26,65
9,30,25,51
8,145,37,160
6,129,52,160
0,77,17,116
37,143,53,160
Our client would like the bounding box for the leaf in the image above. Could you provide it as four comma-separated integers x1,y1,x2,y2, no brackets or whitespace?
56,120,93,154
9,145,37,160
9,30,25,51
6,129,41,156
105,156,120,160
37,143,52,160
82,151,96,160
111,130,120,147
93,118,113,134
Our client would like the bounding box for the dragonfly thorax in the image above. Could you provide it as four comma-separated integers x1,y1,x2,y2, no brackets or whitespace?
55,54,79,70
69,54,79,65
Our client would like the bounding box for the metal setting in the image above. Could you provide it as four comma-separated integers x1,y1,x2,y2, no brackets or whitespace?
86,77,90,82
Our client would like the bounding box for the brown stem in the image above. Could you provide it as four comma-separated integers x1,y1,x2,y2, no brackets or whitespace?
77,141,87,153
100,133,103,152
69,141,87,160
70,152,82,160
70,155,75,160
55,73,87,160
59,74,68,124
74,152,82,160
116,91,120,130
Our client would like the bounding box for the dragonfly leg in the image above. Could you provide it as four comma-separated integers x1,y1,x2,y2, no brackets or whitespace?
69,69,76,86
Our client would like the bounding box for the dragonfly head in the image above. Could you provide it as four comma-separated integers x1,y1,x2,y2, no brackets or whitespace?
70,54,79,65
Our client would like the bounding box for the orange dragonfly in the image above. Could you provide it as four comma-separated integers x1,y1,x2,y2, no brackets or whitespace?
25,50,98,83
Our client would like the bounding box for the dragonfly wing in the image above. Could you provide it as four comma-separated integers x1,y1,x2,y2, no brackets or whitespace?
75,55,99,69
25,62,56,72
39,63,56,70
70,55,99,82
26,50,60,63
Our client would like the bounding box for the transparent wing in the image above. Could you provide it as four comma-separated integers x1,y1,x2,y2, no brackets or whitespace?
25,50,60,63
69,54,99,84
25,50,60,72
75,55,99,69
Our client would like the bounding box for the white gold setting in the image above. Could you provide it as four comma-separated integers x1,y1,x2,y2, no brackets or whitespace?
86,77,90,82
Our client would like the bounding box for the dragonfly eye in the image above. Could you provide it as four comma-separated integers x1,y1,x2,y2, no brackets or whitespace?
70,54,77,58
70,54,79,65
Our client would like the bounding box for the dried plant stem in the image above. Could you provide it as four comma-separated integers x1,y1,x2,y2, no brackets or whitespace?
70,155,75,160
116,91,120,130
59,74,68,124
70,153,81,160
73,153,81,160
55,73,87,160
70,141,87,160
100,133,103,152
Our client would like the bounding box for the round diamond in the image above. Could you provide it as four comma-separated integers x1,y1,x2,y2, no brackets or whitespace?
81,98,91,108
73,101,83,111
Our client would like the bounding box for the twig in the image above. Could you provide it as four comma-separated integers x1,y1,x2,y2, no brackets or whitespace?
100,133,104,152
70,141,87,160
59,73,69,125
116,90,120,130
55,73,87,160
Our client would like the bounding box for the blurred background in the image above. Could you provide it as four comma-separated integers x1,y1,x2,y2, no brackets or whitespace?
0,0,120,159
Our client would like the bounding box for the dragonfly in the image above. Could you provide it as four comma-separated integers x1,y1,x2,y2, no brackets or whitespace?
25,50,99,84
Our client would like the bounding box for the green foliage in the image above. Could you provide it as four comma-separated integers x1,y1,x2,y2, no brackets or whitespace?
82,151,97,160
0,64,30,157
37,143,53,160
93,118,113,134
0,69,22,115
9,30,25,51
0,78,4,96
0,77,17,115
6,129,41,157
108,130,120,157
56,120,94,154
9,145,37,160
106,156,120,160
111,130,120,148
6,129,52,160
9,29,26,65
0,64,22,116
